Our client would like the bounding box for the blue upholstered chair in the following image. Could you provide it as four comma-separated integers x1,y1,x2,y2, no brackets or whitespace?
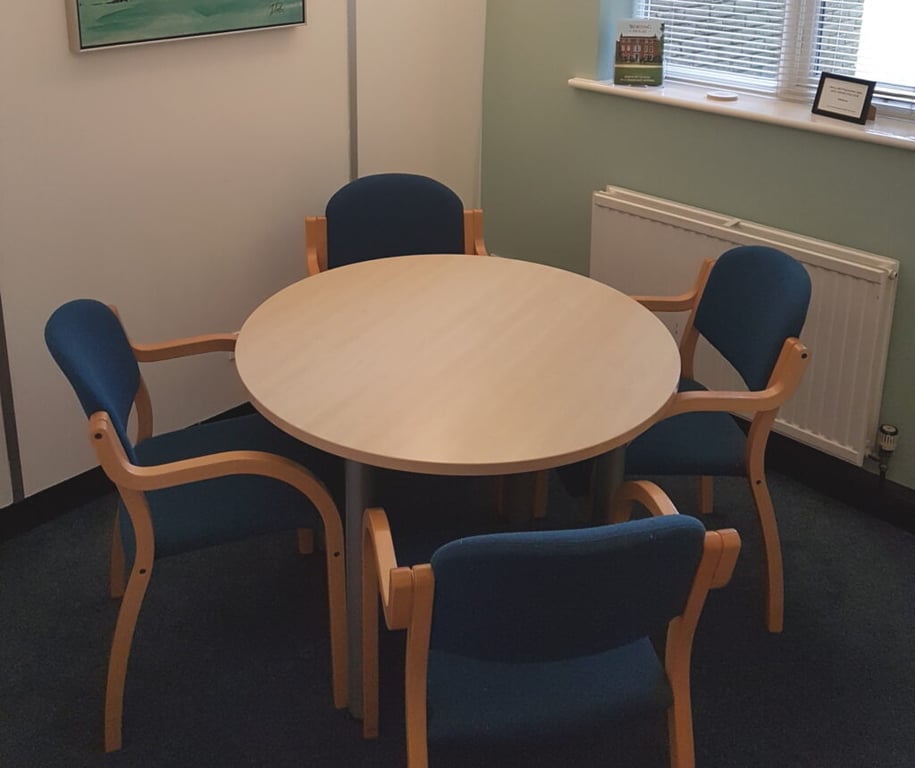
362,481,740,768
305,173,487,275
604,245,810,634
45,299,348,752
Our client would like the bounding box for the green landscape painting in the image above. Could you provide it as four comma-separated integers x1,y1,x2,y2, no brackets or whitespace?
69,0,305,51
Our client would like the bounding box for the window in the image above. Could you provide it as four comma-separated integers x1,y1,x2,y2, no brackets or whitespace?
635,1,915,119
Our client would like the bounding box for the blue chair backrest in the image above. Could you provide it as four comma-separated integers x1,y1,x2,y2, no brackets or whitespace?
325,173,465,270
694,245,811,392
45,299,140,463
428,515,706,662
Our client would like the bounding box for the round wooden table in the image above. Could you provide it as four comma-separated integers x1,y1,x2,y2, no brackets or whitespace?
235,254,680,713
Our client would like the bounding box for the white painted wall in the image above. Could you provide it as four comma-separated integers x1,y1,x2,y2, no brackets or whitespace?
0,1,350,496
355,0,486,207
0,1,488,502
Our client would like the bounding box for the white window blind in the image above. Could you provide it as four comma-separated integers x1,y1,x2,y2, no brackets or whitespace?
634,0,915,118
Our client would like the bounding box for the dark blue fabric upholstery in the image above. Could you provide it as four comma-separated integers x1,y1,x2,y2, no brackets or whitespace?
557,385,746,492
625,246,810,478
424,516,705,746
324,173,465,270
46,299,342,562
45,300,141,463
124,413,340,559
429,516,705,661
557,246,810,497
694,245,811,391
626,377,747,476
427,639,670,746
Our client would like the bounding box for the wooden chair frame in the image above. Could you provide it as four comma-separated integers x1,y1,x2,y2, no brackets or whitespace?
305,208,488,276
362,481,740,768
95,312,347,751
630,259,809,632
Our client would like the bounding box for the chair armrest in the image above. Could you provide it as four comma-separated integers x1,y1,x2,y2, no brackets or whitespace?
665,338,810,417
363,507,416,630
631,292,699,313
666,388,780,417
472,209,489,256
305,216,327,275
708,528,741,589
667,527,742,679
89,412,337,512
632,257,715,312
130,333,237,362
465,209,489,256
608,479,679,523
90,410,346,580
361,506,418,739
107,304,237,362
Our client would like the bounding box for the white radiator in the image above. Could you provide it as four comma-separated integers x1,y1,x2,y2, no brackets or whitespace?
590,186,899,466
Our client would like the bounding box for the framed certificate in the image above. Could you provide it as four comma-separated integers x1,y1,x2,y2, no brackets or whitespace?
811,72,876,125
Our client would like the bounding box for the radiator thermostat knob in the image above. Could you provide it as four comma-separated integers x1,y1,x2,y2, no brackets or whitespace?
878,424,899,452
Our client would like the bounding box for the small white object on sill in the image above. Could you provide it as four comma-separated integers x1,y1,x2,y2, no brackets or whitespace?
707,90,738,102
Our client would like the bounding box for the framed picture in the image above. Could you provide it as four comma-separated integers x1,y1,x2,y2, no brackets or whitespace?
811,72,876,125
66,0,306,53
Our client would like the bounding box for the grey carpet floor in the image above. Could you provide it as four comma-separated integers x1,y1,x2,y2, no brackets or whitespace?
1,470,913,767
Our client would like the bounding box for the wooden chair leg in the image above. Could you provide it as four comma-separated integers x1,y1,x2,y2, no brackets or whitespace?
748,472,784,633
297,528,314,555
698,476,714,515
109,515,126,599
105,559,153,752
404,567,434,768
362,536,380,738
667,694,696,768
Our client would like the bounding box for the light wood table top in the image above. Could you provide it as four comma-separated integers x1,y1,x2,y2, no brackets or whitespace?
236,254,680,476
236,253,681,718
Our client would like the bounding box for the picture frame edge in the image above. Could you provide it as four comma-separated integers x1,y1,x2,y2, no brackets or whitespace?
63,0,307,54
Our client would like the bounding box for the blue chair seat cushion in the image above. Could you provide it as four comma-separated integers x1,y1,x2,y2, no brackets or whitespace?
426,637,671,747
626,377,747,477
124,413,342,559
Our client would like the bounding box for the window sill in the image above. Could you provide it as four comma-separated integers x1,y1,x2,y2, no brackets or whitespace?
568,78,915,153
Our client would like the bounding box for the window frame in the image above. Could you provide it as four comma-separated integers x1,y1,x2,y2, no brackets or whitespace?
632,0,914,121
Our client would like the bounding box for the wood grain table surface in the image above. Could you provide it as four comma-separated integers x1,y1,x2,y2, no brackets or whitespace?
235,254,681,716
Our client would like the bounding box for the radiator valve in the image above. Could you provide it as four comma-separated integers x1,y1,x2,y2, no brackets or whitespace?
876,424,899,481
878,424,899,454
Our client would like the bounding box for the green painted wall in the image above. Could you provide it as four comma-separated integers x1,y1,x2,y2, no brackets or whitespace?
481,0,915,488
